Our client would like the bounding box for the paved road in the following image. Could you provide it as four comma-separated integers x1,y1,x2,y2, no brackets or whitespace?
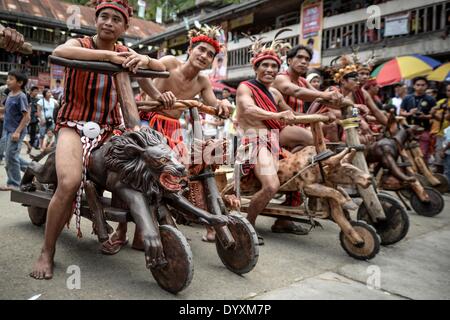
0,156,449,300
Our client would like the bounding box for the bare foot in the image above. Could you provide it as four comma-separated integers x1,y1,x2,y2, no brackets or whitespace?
202,227,216,242
30,250,54,280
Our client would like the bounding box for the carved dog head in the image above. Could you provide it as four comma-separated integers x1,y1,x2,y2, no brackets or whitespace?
323,148,371,189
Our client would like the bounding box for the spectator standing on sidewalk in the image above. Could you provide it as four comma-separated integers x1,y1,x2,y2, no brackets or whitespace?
400,77,436,161
0,70,30,191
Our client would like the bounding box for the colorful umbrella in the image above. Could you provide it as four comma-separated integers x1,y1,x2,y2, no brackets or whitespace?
427,62,450,82
372,54,441,86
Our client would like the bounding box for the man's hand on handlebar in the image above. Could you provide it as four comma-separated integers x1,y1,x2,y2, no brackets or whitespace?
277,110,296,125
216,99,231,118
156,91,177,109
117,51,153,73
1,27,24,53
354,104,370,116
322,90,344,106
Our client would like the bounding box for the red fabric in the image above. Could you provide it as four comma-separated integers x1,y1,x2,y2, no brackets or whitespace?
353,87,366,105
240,135,302,207
240,135,282,176
147,112,183,149
242,81,283,130
57,36,127,128
191,35,221,53
280,71,308,113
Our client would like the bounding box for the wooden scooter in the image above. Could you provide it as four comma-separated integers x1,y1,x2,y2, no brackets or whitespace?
223,114,381,260
308,100,410,246
137,100,260,275
11,56,197,294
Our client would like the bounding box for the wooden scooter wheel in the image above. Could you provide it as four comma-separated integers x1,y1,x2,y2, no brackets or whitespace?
340,221,380,260
215,213,259,275
357,194,409,245
150,225,193,294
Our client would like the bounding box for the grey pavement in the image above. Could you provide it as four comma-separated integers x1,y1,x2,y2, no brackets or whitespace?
0,150,449,300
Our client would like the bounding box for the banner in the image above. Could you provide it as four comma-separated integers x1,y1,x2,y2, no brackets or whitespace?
208,27,228,81
156,7,163,24
384,13,410,37
299,0,323,68
50,64,65,90
26,76,39,90
38,72,51,88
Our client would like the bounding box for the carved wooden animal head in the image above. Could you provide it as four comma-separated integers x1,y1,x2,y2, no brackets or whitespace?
105,127,187,197
323,148,371,188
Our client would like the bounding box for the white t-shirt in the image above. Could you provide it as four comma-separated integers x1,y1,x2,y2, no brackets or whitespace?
37,98,58,120
203,114,219,138
391,97,403,115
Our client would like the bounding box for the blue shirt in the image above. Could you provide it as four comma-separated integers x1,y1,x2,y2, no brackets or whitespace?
4,92,29,134
400,94,436,130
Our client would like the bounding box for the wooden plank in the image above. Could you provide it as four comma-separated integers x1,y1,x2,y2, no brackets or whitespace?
11,189,132,223
241,202,305,214
240,200,327,217
310,122,326,153
260,213,323,227
11,189,52,208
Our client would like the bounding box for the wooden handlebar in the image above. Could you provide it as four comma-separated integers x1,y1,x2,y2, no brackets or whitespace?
138,101,330,124
0,33,32,55
48,55,170,78
137,100,231,117
290,114,330,124
316,97,354,108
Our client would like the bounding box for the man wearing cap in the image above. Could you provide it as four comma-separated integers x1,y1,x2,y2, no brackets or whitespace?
30,0,168,280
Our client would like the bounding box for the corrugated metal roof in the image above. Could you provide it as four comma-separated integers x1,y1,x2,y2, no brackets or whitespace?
0,0,165,39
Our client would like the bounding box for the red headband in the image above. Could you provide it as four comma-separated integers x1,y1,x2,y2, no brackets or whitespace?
252,52,282,67
191,35,221,54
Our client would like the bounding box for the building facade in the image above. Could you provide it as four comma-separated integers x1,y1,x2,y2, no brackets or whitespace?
132,0,450,86
0,0,164,86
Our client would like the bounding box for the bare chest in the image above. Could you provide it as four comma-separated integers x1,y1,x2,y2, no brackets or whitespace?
155,71,203,100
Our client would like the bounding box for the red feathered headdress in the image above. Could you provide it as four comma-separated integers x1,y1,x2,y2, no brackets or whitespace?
248,28,292,67
188,25,222,54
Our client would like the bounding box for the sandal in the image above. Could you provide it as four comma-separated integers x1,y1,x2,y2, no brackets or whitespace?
257,234,264,246
100,236,128,255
